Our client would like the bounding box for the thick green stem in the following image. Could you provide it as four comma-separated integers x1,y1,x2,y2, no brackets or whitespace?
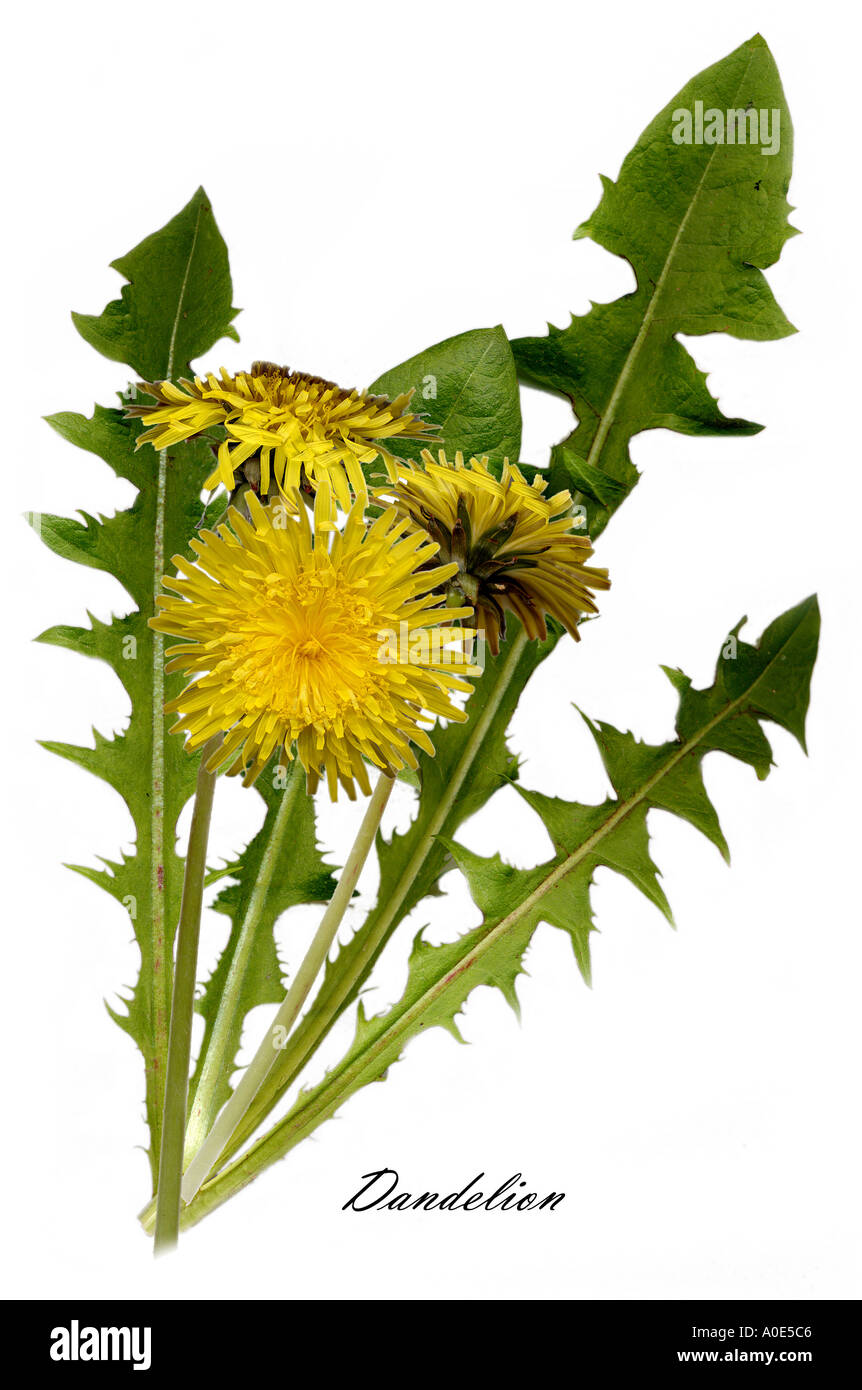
153,734,221,1257
183,762,306,1160
180,770,395,1205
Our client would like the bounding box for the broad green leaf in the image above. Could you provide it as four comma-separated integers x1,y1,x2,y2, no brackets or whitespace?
511,33,796,536
184,597,817,1213
369,326,522,470
35,190,238,1187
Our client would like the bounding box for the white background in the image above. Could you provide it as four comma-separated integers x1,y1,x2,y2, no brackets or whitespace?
2,0,860,1301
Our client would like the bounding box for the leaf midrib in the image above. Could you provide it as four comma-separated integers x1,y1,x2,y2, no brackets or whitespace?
584,48,757,472
149,196,204,1177
438,332,499,439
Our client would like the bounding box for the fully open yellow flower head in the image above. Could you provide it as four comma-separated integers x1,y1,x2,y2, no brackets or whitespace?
149,489,478,799
376,449,611,656
128,362,437,515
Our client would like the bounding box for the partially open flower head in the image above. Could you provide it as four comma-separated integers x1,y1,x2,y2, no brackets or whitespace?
376,449,611,655
149,489,478,799
129,362,437,514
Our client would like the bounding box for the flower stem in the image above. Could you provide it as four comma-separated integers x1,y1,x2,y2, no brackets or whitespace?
138,629,533,1235
217,627,530,1164
139,631,534,1236
183,761,307,1161
179,769,395,1206
152,734,222,1257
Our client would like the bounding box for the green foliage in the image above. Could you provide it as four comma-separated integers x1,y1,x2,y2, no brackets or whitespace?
36,422,217,1187
220,622,560,1158
225,598,818,1180
35,191,242,1186
370,326,522,470
215,326,529,1155
208,34,804,1172
511,34,797,536
192,323,528,1157
72,187,239,379
35,37,816,1239
185,765,337,1155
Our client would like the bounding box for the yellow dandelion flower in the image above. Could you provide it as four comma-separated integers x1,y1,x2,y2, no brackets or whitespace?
128,361,436,512
149,489,478,800
376,449,611,656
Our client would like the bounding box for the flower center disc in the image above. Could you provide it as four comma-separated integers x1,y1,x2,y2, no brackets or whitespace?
226,568,386,731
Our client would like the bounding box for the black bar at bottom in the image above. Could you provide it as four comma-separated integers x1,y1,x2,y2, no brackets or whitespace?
3,1297,856,1373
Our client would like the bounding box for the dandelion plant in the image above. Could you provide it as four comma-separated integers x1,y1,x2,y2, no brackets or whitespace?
34,33,817,1253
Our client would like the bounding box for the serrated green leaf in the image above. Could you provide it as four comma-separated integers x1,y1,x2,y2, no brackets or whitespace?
36,416,215,1187
211,31,799,1157
576,711,729,859
188,597,817,1207
36,190,238,1187
470,594,819,989
160,41,812,1235
369,326,521,470
71,187,239,379
511,33,796,534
